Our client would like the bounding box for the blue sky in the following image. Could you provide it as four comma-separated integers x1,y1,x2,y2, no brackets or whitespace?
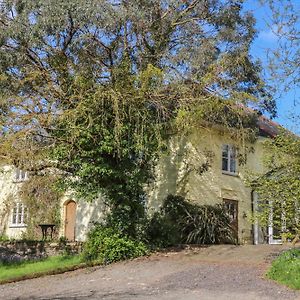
244,1,300,133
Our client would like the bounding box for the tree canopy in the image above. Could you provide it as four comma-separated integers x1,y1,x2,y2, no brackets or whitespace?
261,0,300,98
0,0,276,235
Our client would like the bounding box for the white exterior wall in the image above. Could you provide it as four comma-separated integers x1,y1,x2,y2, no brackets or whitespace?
59,193,107,242
0,164,108,241
0,165,27,239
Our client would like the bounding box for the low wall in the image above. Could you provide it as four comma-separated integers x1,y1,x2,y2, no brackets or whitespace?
0,241,83,263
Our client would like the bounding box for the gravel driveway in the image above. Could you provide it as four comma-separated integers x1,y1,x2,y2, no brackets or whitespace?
0,245,299,300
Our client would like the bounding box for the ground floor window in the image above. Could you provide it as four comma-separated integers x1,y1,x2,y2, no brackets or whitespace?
10,202,27,227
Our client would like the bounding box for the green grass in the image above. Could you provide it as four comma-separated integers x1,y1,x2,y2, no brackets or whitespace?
267,248,300,290
0,255,84,283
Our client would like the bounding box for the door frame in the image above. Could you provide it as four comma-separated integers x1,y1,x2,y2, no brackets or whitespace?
223,198,239,238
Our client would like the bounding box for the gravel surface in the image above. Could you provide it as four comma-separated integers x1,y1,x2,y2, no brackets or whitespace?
0,245,299,300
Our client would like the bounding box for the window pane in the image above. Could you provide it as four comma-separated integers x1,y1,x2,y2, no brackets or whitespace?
23,207,28,223
222,145,228,156
222,145,229,171
18,212,22,224
21,170,26,180
222,157,228,171
15,169,28,181
17,204,22,224
11,203,27,225
230,147,236,173
15,169,20,181
230,157,236,173
230,146,236,159
12,207,17,224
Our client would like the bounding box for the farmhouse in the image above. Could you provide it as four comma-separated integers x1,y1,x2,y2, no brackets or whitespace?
0,115,279,244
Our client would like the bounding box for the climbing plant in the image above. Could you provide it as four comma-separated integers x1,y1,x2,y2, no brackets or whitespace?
18,175,63,240
0,194,14,237
247,131,300,243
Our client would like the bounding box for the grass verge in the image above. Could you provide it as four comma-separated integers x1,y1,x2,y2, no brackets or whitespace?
267,248,300,290
0,255,85,284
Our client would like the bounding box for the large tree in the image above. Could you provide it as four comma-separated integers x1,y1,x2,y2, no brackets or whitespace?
261,0,300,100
0,0,275,235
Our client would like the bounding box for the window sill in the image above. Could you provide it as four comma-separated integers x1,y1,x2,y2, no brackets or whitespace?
9,224,27,228
222,171,239,177
12,180,27,184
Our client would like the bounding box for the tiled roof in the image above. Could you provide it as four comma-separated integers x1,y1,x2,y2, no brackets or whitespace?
238,104,280,138
257,116,280,138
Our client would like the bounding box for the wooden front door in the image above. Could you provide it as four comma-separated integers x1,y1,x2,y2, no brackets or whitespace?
223,199,238,238
65,201,76,241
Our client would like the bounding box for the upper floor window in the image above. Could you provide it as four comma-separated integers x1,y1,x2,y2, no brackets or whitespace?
11,202,27,227
15,168,29,182
222,145,237,174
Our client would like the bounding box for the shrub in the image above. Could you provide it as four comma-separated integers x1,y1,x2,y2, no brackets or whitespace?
182,204,235,244
105,204,145,239
146,194,235,246
145,211,181,247
82,225,148,264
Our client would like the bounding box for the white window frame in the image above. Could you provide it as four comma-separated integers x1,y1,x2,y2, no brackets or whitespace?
268,200,286,245
222,144,237,175
10,202,27,228
14,168,29,182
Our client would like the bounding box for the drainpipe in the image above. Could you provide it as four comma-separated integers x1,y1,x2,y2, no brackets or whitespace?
251,190,259,245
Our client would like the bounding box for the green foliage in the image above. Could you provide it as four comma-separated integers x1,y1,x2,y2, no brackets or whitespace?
0,234,9,242
267,249,300,290
82,225,148,263
146,211,181,248
18,175,63,240
105,205,147,239
146,195,235,246
183,204,236,245
247,131,300,239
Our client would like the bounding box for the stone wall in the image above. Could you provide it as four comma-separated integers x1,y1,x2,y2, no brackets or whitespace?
0,241,83,263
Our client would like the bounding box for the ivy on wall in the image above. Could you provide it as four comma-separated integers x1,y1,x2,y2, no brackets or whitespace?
18,175,63,240
0,194,13,237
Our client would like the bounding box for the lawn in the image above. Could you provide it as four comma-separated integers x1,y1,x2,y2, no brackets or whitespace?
0,255,84,283
267,248,300,290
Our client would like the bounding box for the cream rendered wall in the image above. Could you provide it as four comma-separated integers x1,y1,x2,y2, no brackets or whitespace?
0,165,27,239
148,128,267,244
0,128,268,243
59,193,107,242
